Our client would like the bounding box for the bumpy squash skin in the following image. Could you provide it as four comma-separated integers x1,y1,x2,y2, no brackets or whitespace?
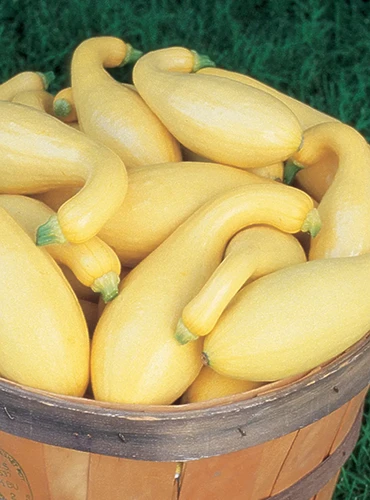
37,162,273,266
179,226,307,341
0,207,90,396
0,100,127,244
53,87,78,122
203,254,370,381
292,122,370,260
71,36,182,169
91,183,317,405
133,47,303,169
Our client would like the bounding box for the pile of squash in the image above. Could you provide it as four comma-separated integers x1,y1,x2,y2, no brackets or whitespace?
1,36,370,406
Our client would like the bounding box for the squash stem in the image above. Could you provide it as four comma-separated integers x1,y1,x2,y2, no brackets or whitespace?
301,208,321,238
36,71,55,90
53,98,72,118
91,271,120,303
175,317,199,345
283,160,304,185
36,215,67,246
191,50,216,72
120,44,143,66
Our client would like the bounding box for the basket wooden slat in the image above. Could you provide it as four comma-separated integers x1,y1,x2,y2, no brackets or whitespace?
174,396,364,500
329,386,368,452
0,393,364,499
266,407,362,500
43,446,90,499
177,432,298,499
85,455,176,500
270,404,348,494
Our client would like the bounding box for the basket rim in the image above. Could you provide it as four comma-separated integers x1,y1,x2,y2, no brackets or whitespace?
0,333,368,460
0,331,369,419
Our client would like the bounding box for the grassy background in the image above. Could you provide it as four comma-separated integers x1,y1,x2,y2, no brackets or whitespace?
1,0,369,497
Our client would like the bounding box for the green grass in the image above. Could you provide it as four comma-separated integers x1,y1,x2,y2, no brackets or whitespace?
0,0,369,497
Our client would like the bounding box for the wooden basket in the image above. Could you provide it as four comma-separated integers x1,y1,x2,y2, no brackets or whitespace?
0,333,369,500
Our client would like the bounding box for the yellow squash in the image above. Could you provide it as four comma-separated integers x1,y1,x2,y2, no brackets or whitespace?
53,84,139,126
197,67,339,200
0,100,127,245
293,157,338,202
197,66,337,130
12,89,55,114
0,207,89,395
180,366,264,403
37,161,274,266
0,71,54,100
53,87,78,122
68,121,80,130
203,254,370,381
60,264,100,303
250,163,284,182
0,195,121,302
176,226,306,344
91,182,319,405
71,36,182,169
180,146,284,181
291,122,370,260
132,47,303,169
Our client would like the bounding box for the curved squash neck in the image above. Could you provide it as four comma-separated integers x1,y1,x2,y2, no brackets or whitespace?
71,38,128,92
293,122,369,169
73,38,128,70
135,47,195,76
165,183,313,268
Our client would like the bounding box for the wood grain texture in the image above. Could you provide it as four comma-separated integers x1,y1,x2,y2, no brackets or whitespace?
0,335,368,461
43,445,89,499
178,431,298,500
266,407,363,499
270,403,348,494
0,404,363,499
329,386,368,453
0,430,48,499
85,454,176,500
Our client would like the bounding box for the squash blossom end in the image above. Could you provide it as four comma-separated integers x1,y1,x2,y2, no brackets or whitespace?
53,98,72,118
301,208,321,238
175,317,199,345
